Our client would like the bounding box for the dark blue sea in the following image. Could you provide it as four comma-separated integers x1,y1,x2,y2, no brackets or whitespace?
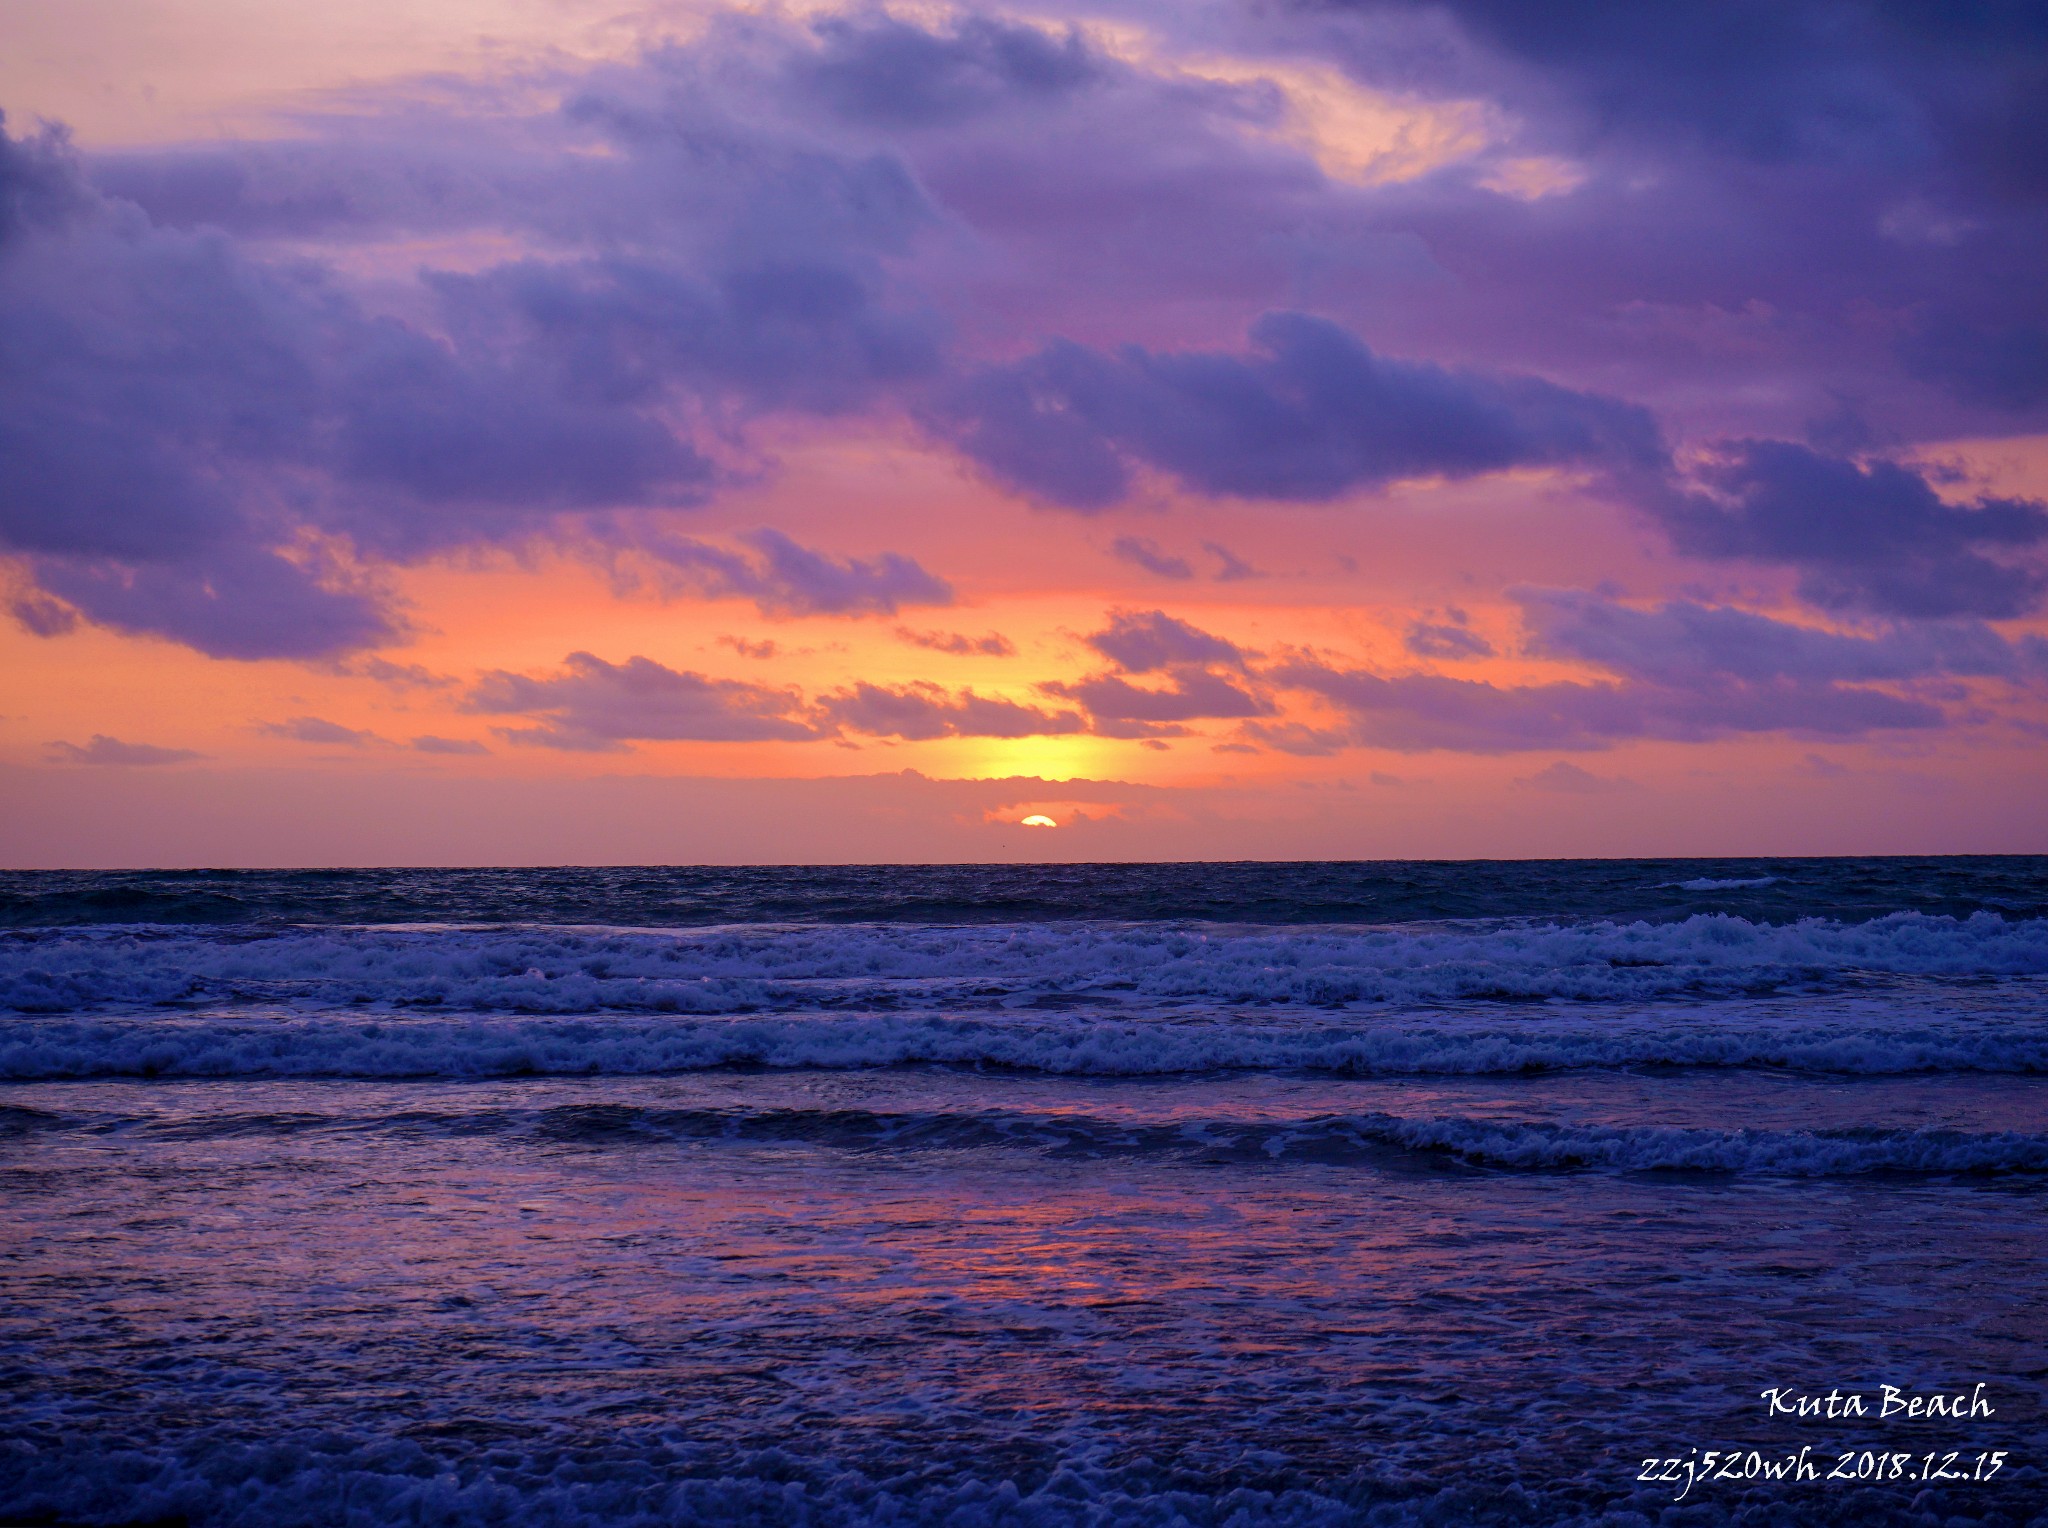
2,859,2044,1525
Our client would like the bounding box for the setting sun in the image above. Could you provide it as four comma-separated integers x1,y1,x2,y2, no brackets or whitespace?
1020,814,1058,828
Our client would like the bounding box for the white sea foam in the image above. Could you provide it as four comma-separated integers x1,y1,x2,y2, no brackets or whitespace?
170,1097,2044,1176
4,911,2045,1020
3,1004,2042,1081
0,1443,1890,1528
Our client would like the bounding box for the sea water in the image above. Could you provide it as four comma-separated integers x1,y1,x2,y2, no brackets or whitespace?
1,859,2044,1525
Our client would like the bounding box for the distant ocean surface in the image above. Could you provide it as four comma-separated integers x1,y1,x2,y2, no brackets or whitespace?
3,859,2044,1525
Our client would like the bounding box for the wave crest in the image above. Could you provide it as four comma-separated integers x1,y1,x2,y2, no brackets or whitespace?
5,911,2046,1019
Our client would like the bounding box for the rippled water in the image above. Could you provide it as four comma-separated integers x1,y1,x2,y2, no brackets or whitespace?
3,860,2044,1525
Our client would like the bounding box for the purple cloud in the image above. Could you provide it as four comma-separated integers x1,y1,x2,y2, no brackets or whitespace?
796,13,1101,130
1898,317,2048,412
1296,0,2048,436
1044,670,1272,725
411,735,491,756
0,126,405,657
1246,587,2047,756
817,682,1084,740
1644,442,2048,618
933,313,1666,510
1514,760,1634,794
258,717,382,747
1038,608,1274,731
627,529,952,619
467,652,820,749
44,734,205,766
0,90,947,659
8,590,77,638
1203,542,1266,582
7,0,2047,691
1318,0,2048,195
1516,587,2044,682
1110,536,1195,580
1270,655,1942,752
1405,616,1495,660
1082,610,1250,674
894,627,1016,657
32,553,400,663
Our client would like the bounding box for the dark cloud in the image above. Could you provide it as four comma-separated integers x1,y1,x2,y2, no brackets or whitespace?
410,735,491,755
34,552,399,662
0,116,88,245
1110,537,1195,580
1088,718,1196,741
1234,722,1352,757
1082,609,1250,674
258,716,382,747
1044,609,1272,729
1405,617,1495,659
345,657,456,690
627,529,953,619
1043,670,1273,725
1203,542,1266,582
0,98,946,659
1515,760,1633,794
325,312,712,552
468,656,1087,748
1257,586,2048,756
0,124,616,654
816,682,1084,740
8,591,78,638
0,131,406,657
428,253,945,428
9,1,2048,690
934,313,1666,509
1270,654,1942,752
1319,0,2048,197
44,734,205,766
468,652,820,750
893,627,1016,657
1265,0,2048,471
1516,586,2042,682
1644,441,2048,618
492,727,631,755
798,14,1100,129
1897,316,2048,411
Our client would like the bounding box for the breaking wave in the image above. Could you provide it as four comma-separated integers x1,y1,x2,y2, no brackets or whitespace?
5,911,2047,1020
4,1005,2043,1081
30,1098,2045,1177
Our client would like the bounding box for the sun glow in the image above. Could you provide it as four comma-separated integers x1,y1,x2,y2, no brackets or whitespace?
950,735,1123,782
1020,814,1058,828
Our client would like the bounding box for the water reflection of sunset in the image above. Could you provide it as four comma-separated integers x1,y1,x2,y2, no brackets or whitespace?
13,1069,2045,1508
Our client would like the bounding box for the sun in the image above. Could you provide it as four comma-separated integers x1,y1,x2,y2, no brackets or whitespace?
1020,814,1058,828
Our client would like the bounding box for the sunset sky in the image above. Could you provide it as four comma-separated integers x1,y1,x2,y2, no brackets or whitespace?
3,0,2046,864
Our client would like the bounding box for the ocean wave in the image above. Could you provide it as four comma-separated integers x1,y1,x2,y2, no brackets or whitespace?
3,1009,2042,1081
7,1440,2025,1528
5,911,2047,1019
501,1102,2048,1175
8,859,2047,930
47,1098,2042,1176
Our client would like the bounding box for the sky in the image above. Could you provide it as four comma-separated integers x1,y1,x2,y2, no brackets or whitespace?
2,0,2046,865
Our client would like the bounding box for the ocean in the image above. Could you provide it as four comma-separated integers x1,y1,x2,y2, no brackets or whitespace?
2,859,2044,1525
